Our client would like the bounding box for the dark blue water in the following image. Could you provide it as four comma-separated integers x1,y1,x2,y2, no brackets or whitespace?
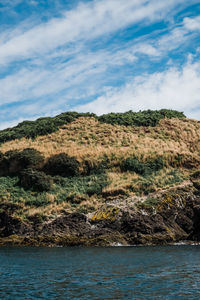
0,245,200,299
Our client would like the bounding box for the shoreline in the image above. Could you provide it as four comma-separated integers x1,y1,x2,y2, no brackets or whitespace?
0,185,200,247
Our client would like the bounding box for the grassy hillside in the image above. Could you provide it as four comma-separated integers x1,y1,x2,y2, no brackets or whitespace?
0,110,199,221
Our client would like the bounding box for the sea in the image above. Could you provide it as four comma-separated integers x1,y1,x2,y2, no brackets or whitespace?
0,245,200,299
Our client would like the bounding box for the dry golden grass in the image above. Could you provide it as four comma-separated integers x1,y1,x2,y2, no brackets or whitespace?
1,117,199,166
24,194,102,218
102,171,138,194
24,202,71,219
3,116,199,218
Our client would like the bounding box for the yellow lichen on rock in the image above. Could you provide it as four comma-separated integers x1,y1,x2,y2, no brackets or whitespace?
91,207,120,222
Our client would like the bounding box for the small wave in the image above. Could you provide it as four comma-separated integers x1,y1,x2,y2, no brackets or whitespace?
111,242,124,246
172,241,200,246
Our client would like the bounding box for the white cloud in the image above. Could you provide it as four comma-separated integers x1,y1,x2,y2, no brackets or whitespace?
135,44,160,57
0,0,186,65
184,16,200,31
75,59,200,119
0,0,200,129
158,15,200,52
0,41,144,106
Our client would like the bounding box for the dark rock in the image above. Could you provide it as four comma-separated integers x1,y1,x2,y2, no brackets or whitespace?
1,188,200,246
0,212,30,237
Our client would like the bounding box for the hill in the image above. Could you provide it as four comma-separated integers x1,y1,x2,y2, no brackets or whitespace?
0,109,199,246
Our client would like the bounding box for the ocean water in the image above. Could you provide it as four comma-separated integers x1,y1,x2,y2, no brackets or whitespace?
0,245,200,299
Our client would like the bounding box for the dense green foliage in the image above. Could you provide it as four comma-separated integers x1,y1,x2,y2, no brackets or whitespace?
7,148,44,168
0,148,44,176
0,109,185,144
0,172,109,208
98,109,185,127
19,168,53,192
121,156,165,175
44,153,80,177
54,173,109,203
0,176,50,207
130,169,186,195
83,157,109,175
0,112,95,143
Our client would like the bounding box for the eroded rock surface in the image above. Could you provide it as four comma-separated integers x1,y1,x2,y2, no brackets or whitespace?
0,185,200,246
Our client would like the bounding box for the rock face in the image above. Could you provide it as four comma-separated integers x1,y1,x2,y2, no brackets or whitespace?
0,186,200,246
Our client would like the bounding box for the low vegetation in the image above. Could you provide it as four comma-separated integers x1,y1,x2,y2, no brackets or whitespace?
0,109,185,144
120,156,165,175
98,109,185,127
44,153,79,177
0,109,199,220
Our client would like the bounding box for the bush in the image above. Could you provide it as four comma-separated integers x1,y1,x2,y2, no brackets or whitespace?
0,112,96,143
121,158,145,175
83,157,109,175
19,168,53,192
0,148,44,175
53,173,109,203
121,157,164,175
0,155,9,176
0,109,185,144
44,153,80,177
25,194,51,207
98,109,185,127
0,176,51,207
10,148,43,168
85,175,108,196
148,157,165,172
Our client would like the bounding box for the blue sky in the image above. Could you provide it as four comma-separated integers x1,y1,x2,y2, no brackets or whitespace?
0,0,200,128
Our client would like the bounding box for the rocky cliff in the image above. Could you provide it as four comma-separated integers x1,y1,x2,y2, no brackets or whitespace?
0,180,200,246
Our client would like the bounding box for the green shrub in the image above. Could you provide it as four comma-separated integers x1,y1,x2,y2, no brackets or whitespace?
0,148,44,176
121,157,145,175
19,168,53,192
0,112,96,143
53,174,108,195
0,110,185,144
53,173,109,203
44,153,80,177
85,175,108,196
0,176,51,207
121,156,164,175
83,157,109,175
9,148,43,168
163,170,186,185
148,157,165,172
53,175,67,186
25,193,51,207
98,109,185,127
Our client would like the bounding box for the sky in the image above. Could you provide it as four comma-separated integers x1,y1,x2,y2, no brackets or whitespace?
0,0,200,129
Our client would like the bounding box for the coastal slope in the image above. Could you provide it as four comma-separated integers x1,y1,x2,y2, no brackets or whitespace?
0,109,199,246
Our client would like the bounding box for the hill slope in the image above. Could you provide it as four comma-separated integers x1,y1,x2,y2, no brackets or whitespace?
0,110,199,246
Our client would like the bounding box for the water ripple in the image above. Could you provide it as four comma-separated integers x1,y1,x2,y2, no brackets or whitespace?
0,245,200,299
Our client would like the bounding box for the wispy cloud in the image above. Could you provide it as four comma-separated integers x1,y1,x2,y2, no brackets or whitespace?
75,57,200,119
0,0,199,128
0,0,188,65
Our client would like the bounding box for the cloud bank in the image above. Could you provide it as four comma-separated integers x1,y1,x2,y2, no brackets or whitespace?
75,58,200,119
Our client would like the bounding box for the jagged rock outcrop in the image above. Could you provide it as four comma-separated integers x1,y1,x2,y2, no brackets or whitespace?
0,184,200,246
